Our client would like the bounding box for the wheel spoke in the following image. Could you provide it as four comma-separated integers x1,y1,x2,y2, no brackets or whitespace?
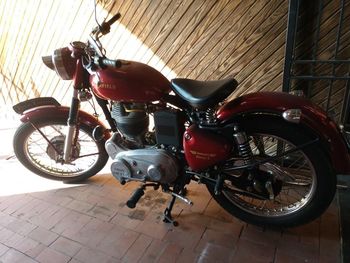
24,123,101,178
223,133,316,217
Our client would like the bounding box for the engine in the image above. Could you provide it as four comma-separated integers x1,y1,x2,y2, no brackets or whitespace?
106,104,184,185
111,102,149,144
111,149,179,184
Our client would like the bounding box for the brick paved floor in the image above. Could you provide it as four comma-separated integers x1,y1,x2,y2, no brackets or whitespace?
0,129,342,263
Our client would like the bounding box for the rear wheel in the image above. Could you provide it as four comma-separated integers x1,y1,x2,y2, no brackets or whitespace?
206,116,336,227
13,118,108,183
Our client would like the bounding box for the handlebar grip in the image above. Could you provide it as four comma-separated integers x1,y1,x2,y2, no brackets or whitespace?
101,58,122,68
106,13,121,26
126,188,145,209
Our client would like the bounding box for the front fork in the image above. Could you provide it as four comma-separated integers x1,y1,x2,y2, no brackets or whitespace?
63,89,80,162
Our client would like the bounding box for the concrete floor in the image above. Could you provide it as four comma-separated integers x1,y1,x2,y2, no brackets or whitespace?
0,128,342,263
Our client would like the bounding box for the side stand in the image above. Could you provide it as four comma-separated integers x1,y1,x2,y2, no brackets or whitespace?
163,195,179,226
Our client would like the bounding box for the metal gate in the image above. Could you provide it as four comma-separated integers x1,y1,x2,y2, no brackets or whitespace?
282,0,350,134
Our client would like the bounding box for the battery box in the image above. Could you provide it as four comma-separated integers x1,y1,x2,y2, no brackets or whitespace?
154,109,183,148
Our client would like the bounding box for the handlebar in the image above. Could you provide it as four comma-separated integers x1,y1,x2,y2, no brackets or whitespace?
87,13,122,68
92,12,121,36
94,56,122,69
106,13,121,27
102,58,122,68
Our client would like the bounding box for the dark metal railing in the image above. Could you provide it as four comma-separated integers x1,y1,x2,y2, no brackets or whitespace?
282,0,350,131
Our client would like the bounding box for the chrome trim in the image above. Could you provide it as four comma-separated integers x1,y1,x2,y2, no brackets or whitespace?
63,89,79,162
63,125,76,162
232,132,248,145
289,90,305,97
344,131,350,150
339,125,350,149
282,109,301,123
54,48,70,80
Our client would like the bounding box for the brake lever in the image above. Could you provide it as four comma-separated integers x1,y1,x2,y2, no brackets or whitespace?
92,12,120,36
92,23,110,36
99,22,111,35
87,35,104,57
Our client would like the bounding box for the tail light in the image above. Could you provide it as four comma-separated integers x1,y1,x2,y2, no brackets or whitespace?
42,47,77,80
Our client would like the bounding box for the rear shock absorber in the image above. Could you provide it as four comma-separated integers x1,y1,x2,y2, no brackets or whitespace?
233,127,275,197
214,127,255,196
233,128,253,165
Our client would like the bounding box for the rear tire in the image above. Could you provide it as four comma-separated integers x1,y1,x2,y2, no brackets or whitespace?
13,118,108,183
206,116,336,227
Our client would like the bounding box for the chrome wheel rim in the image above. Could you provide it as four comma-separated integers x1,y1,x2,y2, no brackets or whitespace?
223,134,317,217
24,124,100,178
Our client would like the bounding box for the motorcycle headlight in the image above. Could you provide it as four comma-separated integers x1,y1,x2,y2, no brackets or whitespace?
42,47,77,80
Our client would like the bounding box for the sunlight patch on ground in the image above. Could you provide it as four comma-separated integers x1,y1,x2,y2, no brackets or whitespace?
0,160,81,196
0,127,80,197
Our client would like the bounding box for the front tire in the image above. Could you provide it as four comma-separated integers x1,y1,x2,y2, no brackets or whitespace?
206,116,336,227
13,118,108,183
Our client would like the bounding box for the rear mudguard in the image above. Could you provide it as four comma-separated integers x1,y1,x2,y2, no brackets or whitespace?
217,92,350,175
17,98,110,140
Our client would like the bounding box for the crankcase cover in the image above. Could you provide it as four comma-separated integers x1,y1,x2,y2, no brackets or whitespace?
111,149,178,184
105,133,128,159
183,125,233,171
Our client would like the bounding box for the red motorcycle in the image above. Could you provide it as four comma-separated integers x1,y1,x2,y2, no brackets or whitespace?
13,12,350,227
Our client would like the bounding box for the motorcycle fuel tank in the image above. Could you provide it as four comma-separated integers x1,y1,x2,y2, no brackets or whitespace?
183,125,233,171
90,60,171,102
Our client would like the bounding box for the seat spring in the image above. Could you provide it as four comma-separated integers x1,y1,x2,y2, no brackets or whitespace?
205,108,217,123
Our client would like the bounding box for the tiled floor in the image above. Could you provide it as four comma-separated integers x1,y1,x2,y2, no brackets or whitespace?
0,128,342,263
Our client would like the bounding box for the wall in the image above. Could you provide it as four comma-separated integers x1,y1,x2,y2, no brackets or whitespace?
0,0,289,117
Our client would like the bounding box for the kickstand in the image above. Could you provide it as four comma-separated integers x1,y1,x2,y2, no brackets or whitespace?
163,195,179,226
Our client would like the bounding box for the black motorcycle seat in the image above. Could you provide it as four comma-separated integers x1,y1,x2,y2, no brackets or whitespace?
171,78,238,109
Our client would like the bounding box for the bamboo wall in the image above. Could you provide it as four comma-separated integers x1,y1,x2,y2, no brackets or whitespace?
0,0,289,119
0,0,348,124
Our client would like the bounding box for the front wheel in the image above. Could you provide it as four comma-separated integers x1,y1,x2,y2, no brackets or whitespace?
13,118,109,183
206,116,336,227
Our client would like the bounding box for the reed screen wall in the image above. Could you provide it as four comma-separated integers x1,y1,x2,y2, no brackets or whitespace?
0,0,347,124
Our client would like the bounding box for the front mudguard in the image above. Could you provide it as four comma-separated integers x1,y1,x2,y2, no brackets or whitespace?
15,98,110,140
217,92,350,175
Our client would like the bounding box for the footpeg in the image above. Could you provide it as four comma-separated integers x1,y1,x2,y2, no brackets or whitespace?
126,187,145,208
